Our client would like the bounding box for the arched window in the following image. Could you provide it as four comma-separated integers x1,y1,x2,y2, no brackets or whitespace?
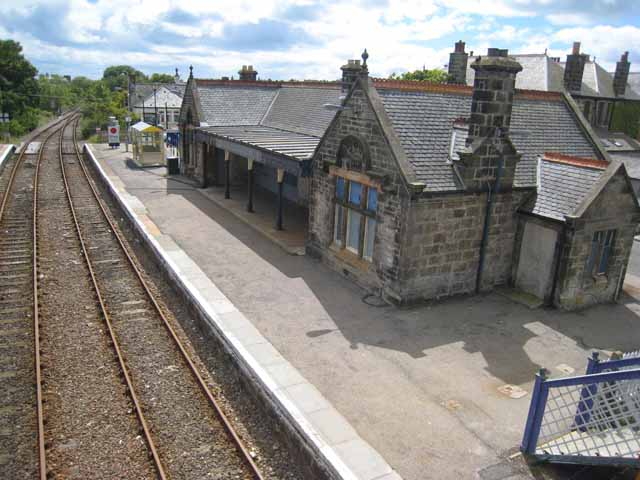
337,136,369,171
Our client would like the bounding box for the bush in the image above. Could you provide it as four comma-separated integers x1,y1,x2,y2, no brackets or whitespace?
611,102,640,139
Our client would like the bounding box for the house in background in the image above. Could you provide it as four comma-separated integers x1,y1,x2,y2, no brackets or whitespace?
129,69,186,129
177,49,640,310
449,41,640,198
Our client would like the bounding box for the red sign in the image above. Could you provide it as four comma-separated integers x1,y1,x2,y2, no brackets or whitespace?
110,127,118,134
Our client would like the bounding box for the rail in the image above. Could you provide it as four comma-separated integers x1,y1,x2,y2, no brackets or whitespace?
70,122,265,478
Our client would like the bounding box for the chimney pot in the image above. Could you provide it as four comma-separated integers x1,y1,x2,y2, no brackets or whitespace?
564,42,588,92
613,50,631,97
448,40,469,85
238,65,258,81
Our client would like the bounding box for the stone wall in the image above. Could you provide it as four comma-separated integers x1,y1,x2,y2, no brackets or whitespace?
308,84,408,297
555,170,640,309
397,190,529,302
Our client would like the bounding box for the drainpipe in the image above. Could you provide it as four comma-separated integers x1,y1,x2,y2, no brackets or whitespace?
475,154,504,293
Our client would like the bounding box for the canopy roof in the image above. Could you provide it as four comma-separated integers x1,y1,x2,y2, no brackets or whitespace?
131,121,163,133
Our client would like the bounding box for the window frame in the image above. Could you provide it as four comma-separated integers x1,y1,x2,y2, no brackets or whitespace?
332,176,378,262
585,229,616,278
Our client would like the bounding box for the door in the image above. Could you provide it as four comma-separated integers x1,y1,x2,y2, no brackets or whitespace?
516,221,558,301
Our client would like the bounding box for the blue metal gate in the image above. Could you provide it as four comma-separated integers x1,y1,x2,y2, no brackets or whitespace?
521,352,640,466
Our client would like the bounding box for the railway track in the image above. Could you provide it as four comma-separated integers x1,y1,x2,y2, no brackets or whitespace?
59,120,265,478
2,114,269,478
0,113,75,479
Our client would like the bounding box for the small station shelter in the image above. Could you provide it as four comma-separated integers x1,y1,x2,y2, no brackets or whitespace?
131,121,165,167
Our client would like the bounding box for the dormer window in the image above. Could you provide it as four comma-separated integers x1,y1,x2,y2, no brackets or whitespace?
448,121,468,163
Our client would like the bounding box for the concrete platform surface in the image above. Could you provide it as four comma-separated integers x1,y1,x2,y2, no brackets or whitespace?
0,144,14,170
88,144,640,480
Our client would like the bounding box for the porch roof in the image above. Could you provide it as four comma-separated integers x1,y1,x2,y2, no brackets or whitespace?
196,125,320,176
199,125,321,161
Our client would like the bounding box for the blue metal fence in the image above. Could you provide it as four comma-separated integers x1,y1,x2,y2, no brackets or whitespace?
521,353,640,466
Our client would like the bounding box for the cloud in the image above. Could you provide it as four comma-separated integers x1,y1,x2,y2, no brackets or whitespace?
219,19,317,51
0,0,638,80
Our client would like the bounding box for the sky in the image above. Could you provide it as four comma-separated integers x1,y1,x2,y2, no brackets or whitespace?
1,0,639,81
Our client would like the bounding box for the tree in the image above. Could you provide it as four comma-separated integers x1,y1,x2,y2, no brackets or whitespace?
102,65,146,90
0,39,40,126
149,73,175,83
389,68,449,83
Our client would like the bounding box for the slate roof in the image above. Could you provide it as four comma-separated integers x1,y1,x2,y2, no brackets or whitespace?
521,155,606,222
201,125,320,160
262,87,341,137
195,83,279,126
194,82,341,134
466,54,640,100
191,81,341,164
610,152,640,180
376,87,600,191
628,73,640,97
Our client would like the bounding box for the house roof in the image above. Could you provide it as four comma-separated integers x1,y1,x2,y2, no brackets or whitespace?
594,128,640,153
188,79,341,166
628,73,640,97
521,153,607,222
193,80,341,136
374,83,600,192
195,82,279,126
610,152,640,180
131,82,186,106
465,54,640,100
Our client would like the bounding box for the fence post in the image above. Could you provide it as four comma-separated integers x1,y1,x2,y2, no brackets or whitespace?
575,351,600,431
521,368,549,454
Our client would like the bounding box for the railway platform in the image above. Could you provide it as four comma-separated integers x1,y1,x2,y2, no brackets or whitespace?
86,143,640,480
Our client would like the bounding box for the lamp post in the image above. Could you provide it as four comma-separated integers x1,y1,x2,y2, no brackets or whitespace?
153,87,158,126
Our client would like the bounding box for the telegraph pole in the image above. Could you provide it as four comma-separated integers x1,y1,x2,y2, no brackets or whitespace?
153,87,158,126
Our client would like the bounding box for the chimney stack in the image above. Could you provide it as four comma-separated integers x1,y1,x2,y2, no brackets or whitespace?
613,51,630,97
467,48,522,143
340,59,362,96
238,65,258,81
459,48,523,191
448,40,469,84
563,42,589,92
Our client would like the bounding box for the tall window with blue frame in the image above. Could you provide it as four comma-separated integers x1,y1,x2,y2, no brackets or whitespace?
585,229,616,277
333,176,377,261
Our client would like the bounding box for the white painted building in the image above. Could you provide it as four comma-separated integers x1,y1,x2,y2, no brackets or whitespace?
129,77,186,130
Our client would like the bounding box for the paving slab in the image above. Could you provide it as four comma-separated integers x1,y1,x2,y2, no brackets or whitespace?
86,144,640,480
86,144,396,480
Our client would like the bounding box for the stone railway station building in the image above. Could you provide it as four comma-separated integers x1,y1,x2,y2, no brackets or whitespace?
178,48,640,310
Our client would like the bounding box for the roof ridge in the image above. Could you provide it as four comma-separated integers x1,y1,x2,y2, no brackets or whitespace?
372,78,563,100
194,79,340,89
543,152,608,169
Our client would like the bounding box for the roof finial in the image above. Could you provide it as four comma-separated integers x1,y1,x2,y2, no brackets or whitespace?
361,48,369,70
189,65,193,77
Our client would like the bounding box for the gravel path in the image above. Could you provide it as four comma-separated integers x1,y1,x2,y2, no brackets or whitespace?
37,123,156,479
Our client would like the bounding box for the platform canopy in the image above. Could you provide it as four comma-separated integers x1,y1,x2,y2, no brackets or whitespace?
131,121,163,133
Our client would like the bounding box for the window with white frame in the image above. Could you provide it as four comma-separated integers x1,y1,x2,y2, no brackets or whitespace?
585,229,615,277
333,176,377,261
